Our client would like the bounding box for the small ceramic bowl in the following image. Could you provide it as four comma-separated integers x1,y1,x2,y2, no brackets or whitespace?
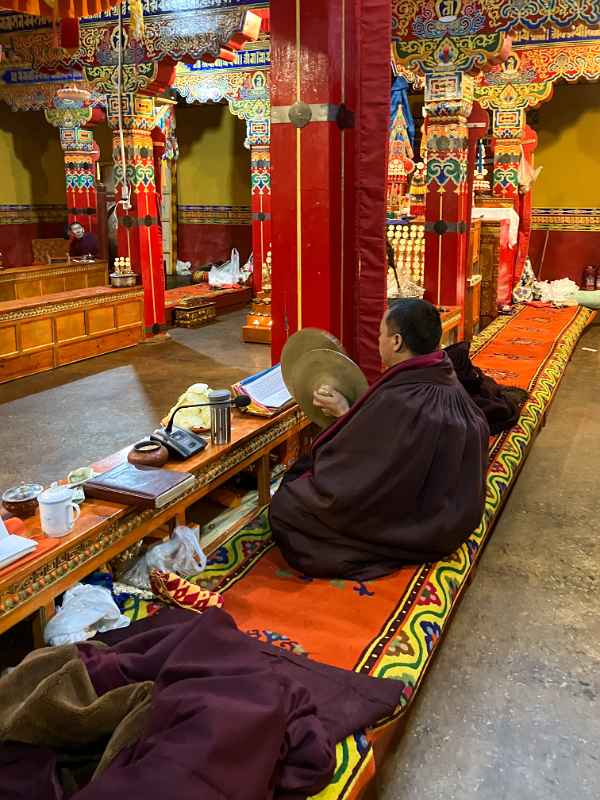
2,483,44,519
67,467,96,487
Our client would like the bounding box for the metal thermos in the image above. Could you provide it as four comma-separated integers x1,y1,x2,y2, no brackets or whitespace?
208,389,231,445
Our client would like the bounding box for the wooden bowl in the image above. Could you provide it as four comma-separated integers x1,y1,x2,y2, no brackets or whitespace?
2,483,44,518
127,440,169,468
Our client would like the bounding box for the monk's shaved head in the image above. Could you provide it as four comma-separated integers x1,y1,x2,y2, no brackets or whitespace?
385,299,442,356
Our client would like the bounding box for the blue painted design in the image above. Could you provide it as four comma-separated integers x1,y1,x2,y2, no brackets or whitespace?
420,620,441,654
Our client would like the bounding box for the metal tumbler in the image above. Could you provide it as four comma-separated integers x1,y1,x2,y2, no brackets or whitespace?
208,389,231,445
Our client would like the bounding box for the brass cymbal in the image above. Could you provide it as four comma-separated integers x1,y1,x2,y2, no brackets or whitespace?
281,328,345,395
292,348,369,428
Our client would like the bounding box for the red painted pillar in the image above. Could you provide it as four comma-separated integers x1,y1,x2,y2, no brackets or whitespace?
492,136,521,206
61,128,99,234
110,95,165,333
423,71,473,308
515,124,537,281
269,0,390,381
250,144,271,293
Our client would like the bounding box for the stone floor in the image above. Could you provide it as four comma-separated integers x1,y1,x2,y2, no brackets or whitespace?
1,311,599,798
381,321,600,799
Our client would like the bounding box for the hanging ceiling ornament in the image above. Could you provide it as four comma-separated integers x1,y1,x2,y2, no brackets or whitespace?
56,83,93,105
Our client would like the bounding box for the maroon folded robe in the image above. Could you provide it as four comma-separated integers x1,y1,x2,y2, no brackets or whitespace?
271,352,489,580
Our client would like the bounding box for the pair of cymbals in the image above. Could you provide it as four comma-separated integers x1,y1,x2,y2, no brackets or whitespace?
281,328,368,428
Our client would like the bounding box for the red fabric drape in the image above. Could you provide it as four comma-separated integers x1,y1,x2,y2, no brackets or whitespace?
351,0,391,382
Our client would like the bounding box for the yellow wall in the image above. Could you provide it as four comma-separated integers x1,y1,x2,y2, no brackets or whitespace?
176,104,251,206
0,108,66,205
534,82,600,208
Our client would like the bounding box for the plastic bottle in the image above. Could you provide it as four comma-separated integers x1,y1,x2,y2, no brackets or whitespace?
583,265,596,290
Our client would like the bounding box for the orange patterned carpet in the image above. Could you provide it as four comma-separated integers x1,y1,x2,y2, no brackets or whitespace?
123,304,594,800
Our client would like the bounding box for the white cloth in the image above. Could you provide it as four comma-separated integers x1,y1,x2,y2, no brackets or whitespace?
472,207,520,248
534,278,579,306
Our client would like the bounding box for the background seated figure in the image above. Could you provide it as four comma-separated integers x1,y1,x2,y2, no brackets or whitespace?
69,222,99,259
270,299,490,581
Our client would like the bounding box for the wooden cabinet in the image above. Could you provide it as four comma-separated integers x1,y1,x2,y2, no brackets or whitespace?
478,220,504,329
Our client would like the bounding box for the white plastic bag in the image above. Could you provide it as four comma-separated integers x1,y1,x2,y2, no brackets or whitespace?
240,253,253,285
44,583,129,646
533,278,579,305
208,248,241,287
120,526,207,590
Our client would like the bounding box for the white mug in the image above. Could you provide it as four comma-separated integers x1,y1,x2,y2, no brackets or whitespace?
38,484,81,538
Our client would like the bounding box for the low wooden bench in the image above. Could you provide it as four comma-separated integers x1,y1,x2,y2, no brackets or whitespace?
0,286,143,384
0,260,108,302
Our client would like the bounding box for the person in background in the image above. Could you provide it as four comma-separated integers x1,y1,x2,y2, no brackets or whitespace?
270,299,490,581
69,222,99,259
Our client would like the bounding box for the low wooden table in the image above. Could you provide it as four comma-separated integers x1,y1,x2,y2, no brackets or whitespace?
0,406,309,641
0,286,143,384
0,260,108,302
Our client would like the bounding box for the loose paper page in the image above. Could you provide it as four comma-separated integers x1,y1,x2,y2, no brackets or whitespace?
0,534,37,569
243,365,292,408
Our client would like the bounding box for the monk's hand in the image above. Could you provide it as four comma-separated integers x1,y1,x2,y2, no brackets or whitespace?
313,385,350,418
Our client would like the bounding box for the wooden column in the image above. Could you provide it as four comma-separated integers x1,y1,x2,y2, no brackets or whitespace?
109,94,165,333
423,71,473,309
250,144,272,293
269,0,391,382
493,138,521,204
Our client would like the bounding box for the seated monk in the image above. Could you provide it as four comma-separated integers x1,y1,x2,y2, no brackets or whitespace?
69,222,99,258
270,299,490,581
444,341,528,435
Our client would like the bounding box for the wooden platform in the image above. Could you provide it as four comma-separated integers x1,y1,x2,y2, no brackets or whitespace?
0,286,143,384
0,260,108,302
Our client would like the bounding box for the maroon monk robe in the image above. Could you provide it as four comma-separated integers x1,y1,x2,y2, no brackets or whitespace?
73,609,404,800
271,352,489,581
70,232,99,258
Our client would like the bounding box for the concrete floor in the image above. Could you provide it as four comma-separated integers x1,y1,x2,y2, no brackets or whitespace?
0,310,269,488
1,311,599,798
